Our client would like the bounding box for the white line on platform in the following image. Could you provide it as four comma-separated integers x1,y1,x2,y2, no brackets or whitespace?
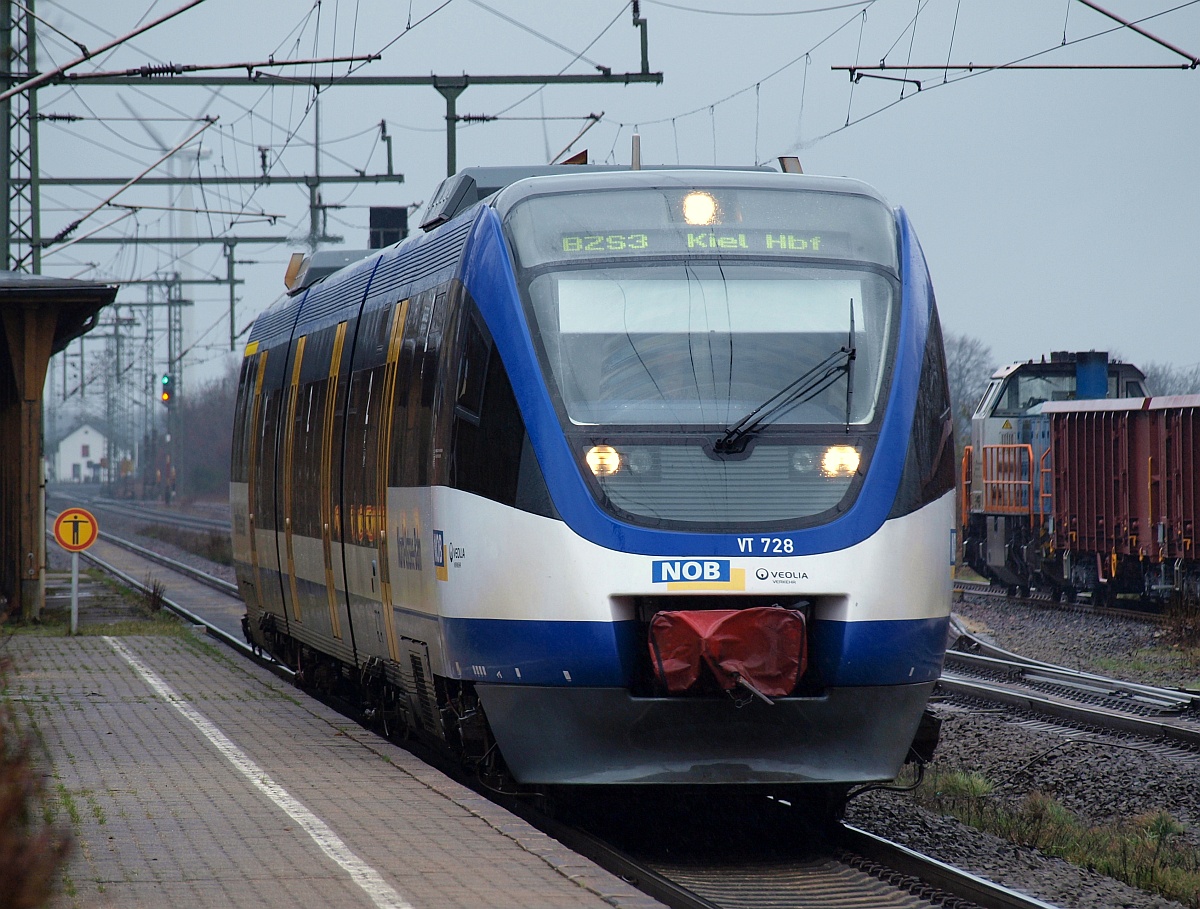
105,637,413,909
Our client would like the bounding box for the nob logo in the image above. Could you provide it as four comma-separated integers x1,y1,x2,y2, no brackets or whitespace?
652,560,730,583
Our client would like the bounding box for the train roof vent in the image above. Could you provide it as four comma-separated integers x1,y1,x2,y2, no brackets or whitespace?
284,249,374,294
420,166,626,231
1049,350,1110,364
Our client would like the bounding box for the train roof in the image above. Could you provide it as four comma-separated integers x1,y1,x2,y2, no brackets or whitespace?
420,164,888,231
989,351,1146,382
1043,394,1200,414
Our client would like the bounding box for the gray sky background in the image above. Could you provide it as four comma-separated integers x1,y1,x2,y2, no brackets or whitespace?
35,0,1200,387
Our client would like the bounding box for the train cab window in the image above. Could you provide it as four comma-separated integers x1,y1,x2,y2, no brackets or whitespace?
991,374,1076,417
499,184,906,528
973,380,1001,417
1117,375,1146,398
504,187,897,433
523,265,891,428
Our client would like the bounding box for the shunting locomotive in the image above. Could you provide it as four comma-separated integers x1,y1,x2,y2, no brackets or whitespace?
231,162,954,791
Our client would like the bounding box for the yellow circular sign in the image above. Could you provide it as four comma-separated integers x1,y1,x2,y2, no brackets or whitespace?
54,508,99,552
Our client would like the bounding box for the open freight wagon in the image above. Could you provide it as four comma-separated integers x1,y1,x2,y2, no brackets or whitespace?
962,355,1200,604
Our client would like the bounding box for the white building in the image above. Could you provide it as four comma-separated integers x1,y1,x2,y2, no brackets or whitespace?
51,422,108,483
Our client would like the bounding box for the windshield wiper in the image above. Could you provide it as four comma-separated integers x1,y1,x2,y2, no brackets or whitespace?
714,344,855,455
843,298,856,432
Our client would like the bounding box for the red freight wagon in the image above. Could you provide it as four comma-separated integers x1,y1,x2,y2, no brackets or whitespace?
1046,397,1200,567
963,385,1200,604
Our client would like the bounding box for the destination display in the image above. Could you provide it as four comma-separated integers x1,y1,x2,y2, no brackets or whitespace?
558,229,844,257
505,186,898,271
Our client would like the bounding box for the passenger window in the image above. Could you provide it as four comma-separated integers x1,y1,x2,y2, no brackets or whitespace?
456,319,489,418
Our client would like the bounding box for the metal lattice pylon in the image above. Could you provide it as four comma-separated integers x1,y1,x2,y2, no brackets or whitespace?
1,0,39,272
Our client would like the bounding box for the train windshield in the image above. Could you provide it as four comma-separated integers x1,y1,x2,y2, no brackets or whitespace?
521,264,893,427
504,186,897,429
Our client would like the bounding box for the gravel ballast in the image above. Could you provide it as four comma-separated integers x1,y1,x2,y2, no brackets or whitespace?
847,594,1200,909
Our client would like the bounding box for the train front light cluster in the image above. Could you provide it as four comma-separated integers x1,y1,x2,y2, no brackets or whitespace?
821,445,860,477
585,445,622,476
585,445,659,478
589,444,859,480
791,445,860,479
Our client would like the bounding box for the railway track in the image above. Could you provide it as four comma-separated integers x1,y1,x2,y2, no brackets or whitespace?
60,524,1070,909
954,578,1170,626
579,827,1060,909
46,489,231,534
941,618,1200,750
537,811,1061,909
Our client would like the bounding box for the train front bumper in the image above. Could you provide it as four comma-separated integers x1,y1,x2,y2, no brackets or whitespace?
475,681,935,785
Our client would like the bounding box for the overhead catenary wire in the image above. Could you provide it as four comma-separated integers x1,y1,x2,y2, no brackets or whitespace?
0,0,211,103
42,118,218,252
644,0,872,16
811,1,1200,145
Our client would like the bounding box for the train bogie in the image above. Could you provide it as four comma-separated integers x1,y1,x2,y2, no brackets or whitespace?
232,164,954,789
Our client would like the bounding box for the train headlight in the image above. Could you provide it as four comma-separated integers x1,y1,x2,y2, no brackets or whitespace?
682,191,718,225
585,445,622,476
821,445,860,478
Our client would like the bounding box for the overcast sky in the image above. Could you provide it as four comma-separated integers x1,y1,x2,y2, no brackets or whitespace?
34,0,1200,387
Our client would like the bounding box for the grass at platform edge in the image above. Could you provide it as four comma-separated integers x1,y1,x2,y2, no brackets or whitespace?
905,768,1200,907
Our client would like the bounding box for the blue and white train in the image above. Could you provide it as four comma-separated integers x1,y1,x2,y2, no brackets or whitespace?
230,163,954,791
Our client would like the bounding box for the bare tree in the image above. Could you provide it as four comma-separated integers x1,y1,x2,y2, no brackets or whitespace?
174,363,238,499
1140,361,1200,396
944,332,994,453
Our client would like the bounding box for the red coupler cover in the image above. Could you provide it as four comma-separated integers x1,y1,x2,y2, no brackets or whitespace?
647,607,806,697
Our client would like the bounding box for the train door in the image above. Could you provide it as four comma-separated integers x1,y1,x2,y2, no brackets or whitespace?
279,334,307,629
231,345,267,610
320,322,351,645
249,339,291,633
273,323,358,663
340,296,408,663
390,287,445,612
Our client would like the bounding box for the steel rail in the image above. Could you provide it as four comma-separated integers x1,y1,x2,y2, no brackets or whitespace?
77,544,292,683
519,799,1065,909
948,618,1200,708
938,674,1200,749
954,579,1168,625
94,530,240,596
47,508,239,596
944,650,1197,712
47,491,231,533
840,824,1061,909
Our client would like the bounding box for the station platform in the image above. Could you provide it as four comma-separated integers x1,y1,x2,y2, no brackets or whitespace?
9,633,665,909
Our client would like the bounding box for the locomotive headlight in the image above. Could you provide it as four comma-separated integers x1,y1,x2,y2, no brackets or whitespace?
586,445,622,476
821,445,860,478
682,191,718,225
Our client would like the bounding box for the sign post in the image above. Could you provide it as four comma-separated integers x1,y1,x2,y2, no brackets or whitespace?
53,508,99,635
